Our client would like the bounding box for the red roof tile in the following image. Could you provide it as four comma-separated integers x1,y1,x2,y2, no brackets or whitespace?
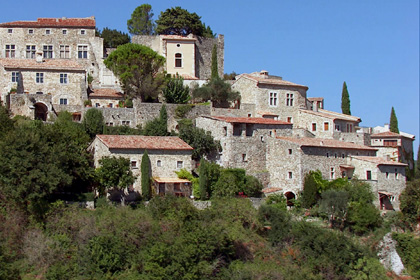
161,35,197,41
0,58,84,71
262,187,283,194
239,73,308,89
370,131,402,138
0,17,95,28
97,135,193,150
180,74,199,80
299,109,361,122
207,116,291,125
276,137,377,151
90,88,123,98
351,156,407,166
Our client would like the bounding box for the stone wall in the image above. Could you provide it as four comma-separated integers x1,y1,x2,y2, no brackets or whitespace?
87,107,136,127
333,131,371,146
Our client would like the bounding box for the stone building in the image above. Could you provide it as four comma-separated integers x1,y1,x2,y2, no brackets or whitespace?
89,88,124,109
231,70,308,123
89,135,193,196
132,34,224,82
0,58,86,120
349,156,407,210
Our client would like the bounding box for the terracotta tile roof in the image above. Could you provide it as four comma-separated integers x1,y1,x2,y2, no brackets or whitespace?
206,116,291,125
0,17,95,28
90,88,123,98
180,74,198,80
239,73,308,89
351,156,407,166
262,187,283,194
97,135,193,150
276,137,377,151
0,58,84,71
308,97,324,102
370,131,402,138
299,108,361,122
153,177,191,183
161,35,197,41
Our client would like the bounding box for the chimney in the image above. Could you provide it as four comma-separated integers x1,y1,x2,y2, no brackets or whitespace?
313,101,318,112
260,70,269,78
36,51,43,63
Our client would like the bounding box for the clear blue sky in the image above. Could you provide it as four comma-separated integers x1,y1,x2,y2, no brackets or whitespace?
2,0,419,155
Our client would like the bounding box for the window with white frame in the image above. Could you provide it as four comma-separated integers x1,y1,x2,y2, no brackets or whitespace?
26,45,36,59
59,45,70,59
43,45,53,58
175,53,182,67
269,92,277,106
5,44,15,58
330,167,335,179
78,45,88,59
122,120,130,126
7,29,13,34
59,98,68,105
62,29,67,35
60,73,68,84
366,170,372,180
131,160,137,169
177,161,183,169
11,72,19,83
286,93,294,106
36,73,44,83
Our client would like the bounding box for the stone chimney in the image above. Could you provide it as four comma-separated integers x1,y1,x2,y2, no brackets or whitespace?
313,101,318,112
260,70,269,78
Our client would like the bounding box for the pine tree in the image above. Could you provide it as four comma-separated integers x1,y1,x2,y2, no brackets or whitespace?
211,44,219,80
341,81,351,115
389,107,399,134
141,150,151,200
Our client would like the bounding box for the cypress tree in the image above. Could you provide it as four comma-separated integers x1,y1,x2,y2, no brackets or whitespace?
389,107,399,134
198,158,208,200
341,81,351,115
211,44,219,80
141,150,151,200
159,104,168,135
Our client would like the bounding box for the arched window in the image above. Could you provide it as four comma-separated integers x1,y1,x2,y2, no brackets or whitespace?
175,53,182,67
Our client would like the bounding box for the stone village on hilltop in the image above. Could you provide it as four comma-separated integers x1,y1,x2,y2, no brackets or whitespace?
0,16,415,211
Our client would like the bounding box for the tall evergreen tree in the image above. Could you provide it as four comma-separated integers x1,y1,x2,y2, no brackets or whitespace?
341,81,351,115
198,158,208,200
389,107,399,133
127,4,155,35
141,150,151,200
211,44,219,80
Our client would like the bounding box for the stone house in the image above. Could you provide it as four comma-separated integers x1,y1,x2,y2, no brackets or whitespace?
89,135,194,197
132,34,224,83
231,70,308,123
370,131,415,170
0,58,86,120
196,115,293,185
349,156,407,210
266,137,378,201
89,88,124,109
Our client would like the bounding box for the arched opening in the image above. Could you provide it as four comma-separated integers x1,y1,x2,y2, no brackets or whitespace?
34,102,48,121
175,53,182,68
379,192,394,211
284,191,296,207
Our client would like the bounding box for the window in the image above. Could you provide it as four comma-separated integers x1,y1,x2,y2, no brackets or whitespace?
131,160,137,169
223,126,227,136
175,53,182,67
286,93,294,106
312,123,317,131
386,172,389,179
326,152,329,158
174,183,181,191
36,91,43,95
45,29,51,35
80,29,86,35
342,153,345,159
269,92,277,106
334,153,337,158
122,120,130,126
335,124,340,131
330,167,335,179
366,170,372,180
288,172,293,179
95,103,100,107
109,103,113,108
287,117,292,123
346,123,353,132
78,45,88,59
59,45,70,59
26,45,36,58
177,161,183,169
288,149,292,155
28,29,34,34
43,45,53,58
384,140,398,147
60,74,68,84
395,169,398,179
59,98,68,105
11,72,19,83
7,29,12,34
62,29,67,35
5,44,15,58
36,73,44,83
242,154,247,162
324,122,329,131
157,160,162,167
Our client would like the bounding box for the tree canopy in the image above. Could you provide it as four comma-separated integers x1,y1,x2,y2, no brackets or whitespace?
341,81,351,115
155,6,214,37
99,27,130,48
192,77,240,108
163,75,190,104
127,4,155,35
141,150,151,200
143,105,168,136
104,43,166,102
82,108,104,138
389,106,399,133
96,156,135,194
